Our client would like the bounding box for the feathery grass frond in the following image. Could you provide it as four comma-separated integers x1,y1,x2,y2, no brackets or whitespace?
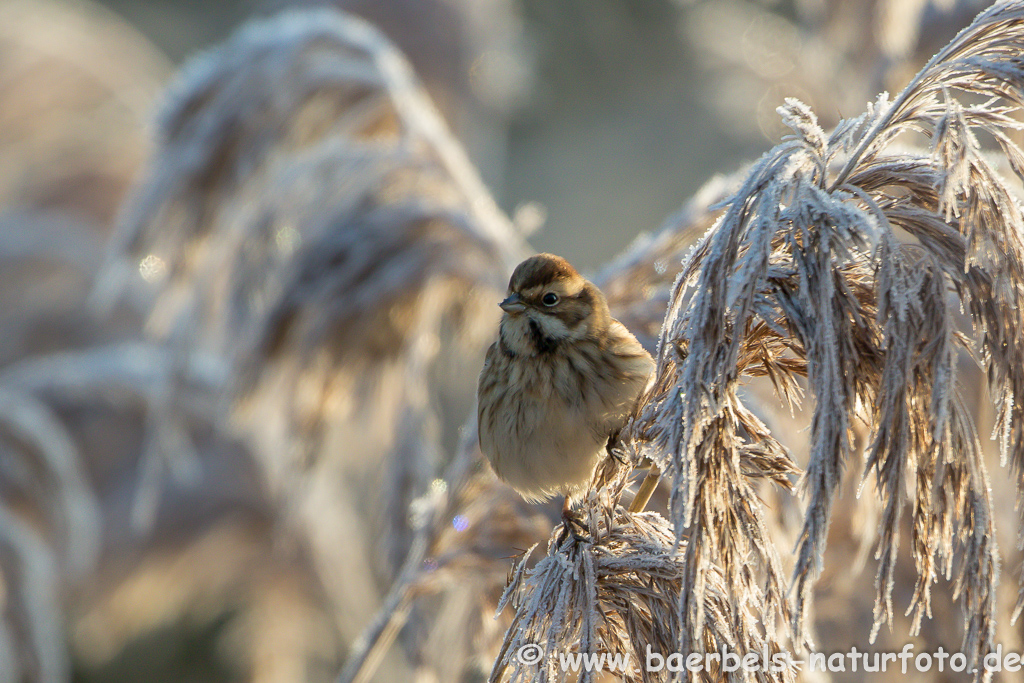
492,488,791,683
621,2,1024,674
101,11,528,674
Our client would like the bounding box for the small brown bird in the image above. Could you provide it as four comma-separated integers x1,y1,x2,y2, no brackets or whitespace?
477,253,654,505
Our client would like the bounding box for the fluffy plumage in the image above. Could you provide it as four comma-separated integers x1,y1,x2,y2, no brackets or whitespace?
477,253,654,502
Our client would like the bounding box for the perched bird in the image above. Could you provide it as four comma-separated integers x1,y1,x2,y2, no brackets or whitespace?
477,253,655,506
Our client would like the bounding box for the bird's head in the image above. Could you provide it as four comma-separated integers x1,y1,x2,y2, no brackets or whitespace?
498,253,609,356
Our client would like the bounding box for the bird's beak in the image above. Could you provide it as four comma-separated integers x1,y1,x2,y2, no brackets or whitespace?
499,293,526,314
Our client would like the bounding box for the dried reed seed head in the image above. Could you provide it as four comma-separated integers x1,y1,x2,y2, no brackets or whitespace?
94,9,525,681
614,3,1024,675
493,499,793,683
109,9,418,300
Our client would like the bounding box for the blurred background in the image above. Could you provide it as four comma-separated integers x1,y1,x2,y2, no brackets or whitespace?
2,0,993,269
87,0,985,271
0,0,1010,681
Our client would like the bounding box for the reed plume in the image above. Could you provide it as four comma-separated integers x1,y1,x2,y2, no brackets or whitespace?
625,1,1024,675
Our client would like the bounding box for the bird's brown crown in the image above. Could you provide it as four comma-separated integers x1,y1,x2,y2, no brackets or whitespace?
508,253,582,293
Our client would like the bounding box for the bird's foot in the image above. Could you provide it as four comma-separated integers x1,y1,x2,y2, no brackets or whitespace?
555,497,590,544
606,433,626,466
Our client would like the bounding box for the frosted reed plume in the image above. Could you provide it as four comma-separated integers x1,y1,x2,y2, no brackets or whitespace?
492,474,791,683
98,8,528,669
621,2,1024,677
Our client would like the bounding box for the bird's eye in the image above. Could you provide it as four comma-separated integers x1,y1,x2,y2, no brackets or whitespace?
542,292,559,306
